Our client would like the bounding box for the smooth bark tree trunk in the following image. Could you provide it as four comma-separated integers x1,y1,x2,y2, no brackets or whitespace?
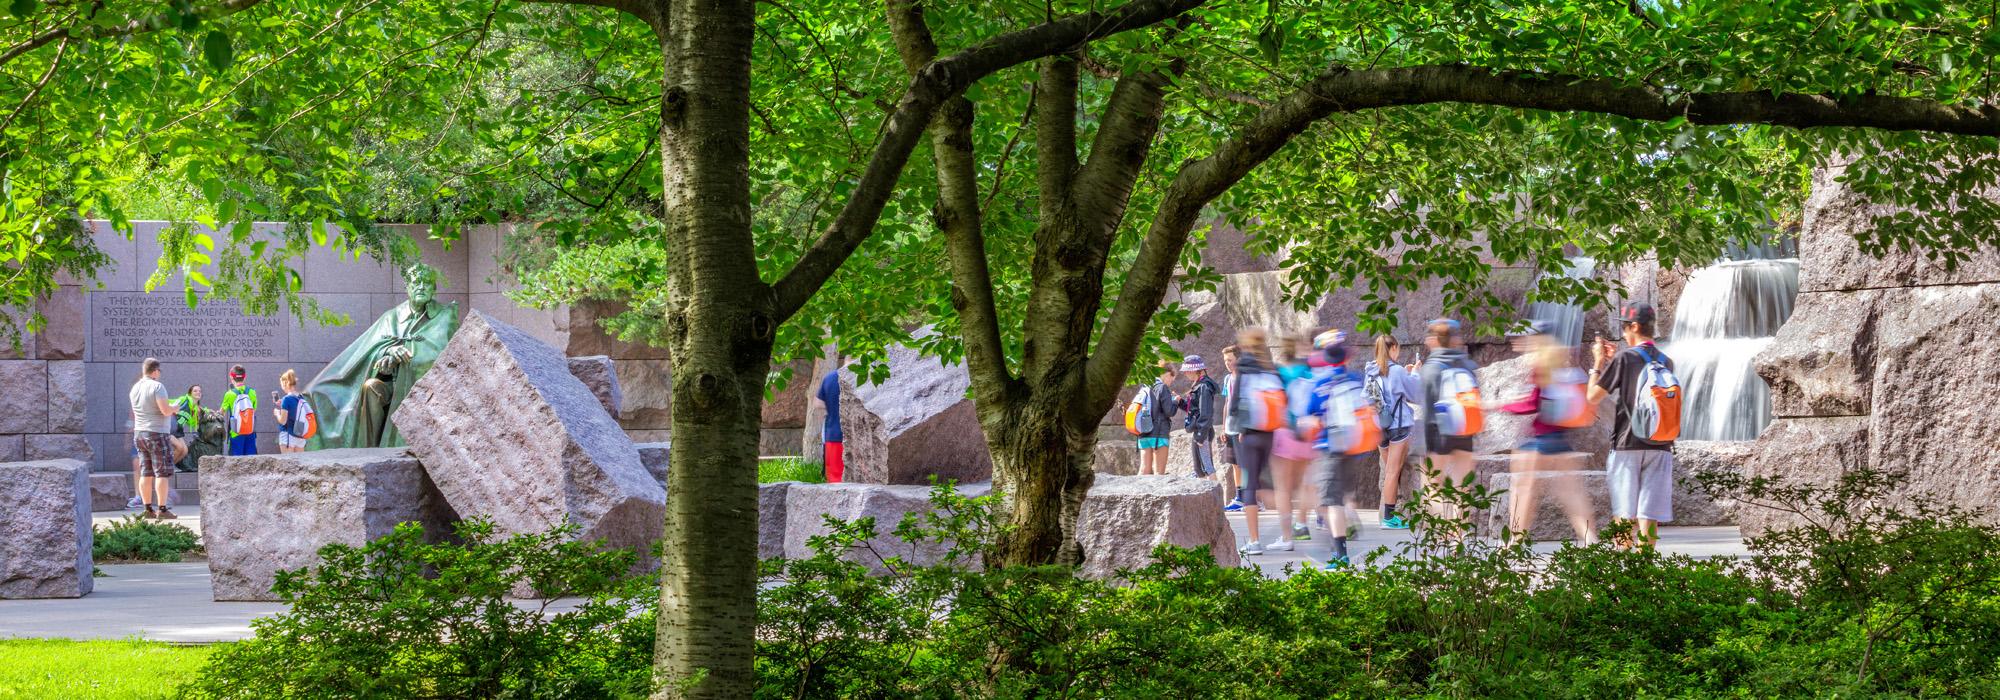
650,0,770,697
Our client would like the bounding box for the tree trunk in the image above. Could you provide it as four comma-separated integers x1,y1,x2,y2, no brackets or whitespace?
986,387,1100,567
649,0,769,697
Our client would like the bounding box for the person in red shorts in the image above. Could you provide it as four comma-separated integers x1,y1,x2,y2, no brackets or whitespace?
814,368,845,483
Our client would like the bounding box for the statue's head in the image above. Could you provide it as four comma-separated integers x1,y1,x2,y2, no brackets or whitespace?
405,263,440,307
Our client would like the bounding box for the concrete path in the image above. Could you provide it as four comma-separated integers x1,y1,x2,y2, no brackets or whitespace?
1228,508,1748,577
1,508,1748,643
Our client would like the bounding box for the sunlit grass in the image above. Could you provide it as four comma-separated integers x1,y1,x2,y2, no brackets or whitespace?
0,639,220,699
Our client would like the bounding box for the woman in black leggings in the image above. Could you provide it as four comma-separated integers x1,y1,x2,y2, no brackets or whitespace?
1226,327,1282,556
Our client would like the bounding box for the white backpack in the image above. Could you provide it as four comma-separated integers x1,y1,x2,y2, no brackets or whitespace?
1538,367,1594,429
1430,365,1485,437
1628,346,1683,444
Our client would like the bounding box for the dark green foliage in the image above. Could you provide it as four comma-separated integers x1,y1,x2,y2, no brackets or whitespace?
181,519,656,700
92,516,201,563
182,468,2000,698
750,468,2000,698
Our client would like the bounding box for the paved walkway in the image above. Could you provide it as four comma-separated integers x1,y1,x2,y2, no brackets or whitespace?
1,508,1747,643
1229,508,1747,576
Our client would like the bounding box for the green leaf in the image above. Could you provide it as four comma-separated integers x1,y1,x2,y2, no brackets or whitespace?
184,286,198,309
311,220,328,247
7,0,35,18
202,30,233,72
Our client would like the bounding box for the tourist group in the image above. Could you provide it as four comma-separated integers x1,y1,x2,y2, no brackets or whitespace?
124,362,318,520
1124,301,1683,570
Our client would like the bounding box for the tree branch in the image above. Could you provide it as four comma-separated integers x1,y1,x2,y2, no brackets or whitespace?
885,0,1017,398
1071,63,1178,244
1035,55,1080,223
0,36,64,140
770,0,1208,321
0,0,263,70
1086,61,2000,404
517,0,659,26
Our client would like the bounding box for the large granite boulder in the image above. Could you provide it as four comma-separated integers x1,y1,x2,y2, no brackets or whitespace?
89,472,133,512
1672,440,1755,527
1866,283,2000,519
201,449,457,601
835,340,992,485
1167,267,1536,371
758,482,790,560
636,442,669,488
615,358,673,431
1075,475,1241,578
1092,439,1138,476
1796,158,2000,293
0,459,92,598
774,482,995,572
1755,289,1880,418
1478,470,1610,540
1743,158,2000,534
394,311,666,560
1741,417,1871,538
565,355,623,420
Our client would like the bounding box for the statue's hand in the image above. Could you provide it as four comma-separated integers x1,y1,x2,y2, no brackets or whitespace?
373,354,402,375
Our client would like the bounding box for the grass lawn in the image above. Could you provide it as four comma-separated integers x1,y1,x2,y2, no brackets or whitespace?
0,639,218,699
758,456,826,484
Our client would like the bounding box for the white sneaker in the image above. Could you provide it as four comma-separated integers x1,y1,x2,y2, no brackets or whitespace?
1239,541,1265,556
1267,538,1295,552
126,496,143,509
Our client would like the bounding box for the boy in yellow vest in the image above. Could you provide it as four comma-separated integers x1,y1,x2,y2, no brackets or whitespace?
220,365,259,456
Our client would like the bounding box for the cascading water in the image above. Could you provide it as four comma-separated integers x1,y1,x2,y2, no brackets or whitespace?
1662,258,1800,441
1526,256,1597,348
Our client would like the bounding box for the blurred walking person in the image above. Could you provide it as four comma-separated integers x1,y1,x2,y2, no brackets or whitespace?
1419,319,1483,530
1225,328,1287,556
1497,321,1598,543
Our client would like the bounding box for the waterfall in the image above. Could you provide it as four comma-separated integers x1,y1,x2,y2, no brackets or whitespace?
1662,258,1800,441
1526,256,1597,348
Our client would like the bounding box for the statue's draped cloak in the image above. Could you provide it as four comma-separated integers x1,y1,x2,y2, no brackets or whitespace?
305,300,460,449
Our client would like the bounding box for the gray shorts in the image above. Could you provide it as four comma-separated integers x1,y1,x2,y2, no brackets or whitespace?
1606,449,1675,522
1318,452,1366,507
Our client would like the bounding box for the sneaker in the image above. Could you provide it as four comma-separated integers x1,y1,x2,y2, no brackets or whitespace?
1267,538,1294,552
1381,514,1410,530
141,506,158,520
155,508,178,520
1322,553,1350,571
1239,541,1265,556
1292,523,1311,540
127,495,144,509
1223,500,1244,513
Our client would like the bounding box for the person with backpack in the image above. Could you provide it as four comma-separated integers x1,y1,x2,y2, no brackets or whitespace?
1299,341,1381,569
273,369,317,454
1588,301,1680,549
1225,327,1286,555
1218,346,1246,511
1497,321,1597,542
1267,334,1318,549
1129,361,1179,475
1365,334,1424,530
1418,319,1483,527
1179,355,1220,482
220,365,259,456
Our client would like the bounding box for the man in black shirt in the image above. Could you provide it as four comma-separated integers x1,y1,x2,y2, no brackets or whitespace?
1588,301,1677,549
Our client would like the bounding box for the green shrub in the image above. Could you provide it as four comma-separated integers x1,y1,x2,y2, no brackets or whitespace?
183,465,2000,699
758,457,825,484
181,519,656,700
93,516,202,563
